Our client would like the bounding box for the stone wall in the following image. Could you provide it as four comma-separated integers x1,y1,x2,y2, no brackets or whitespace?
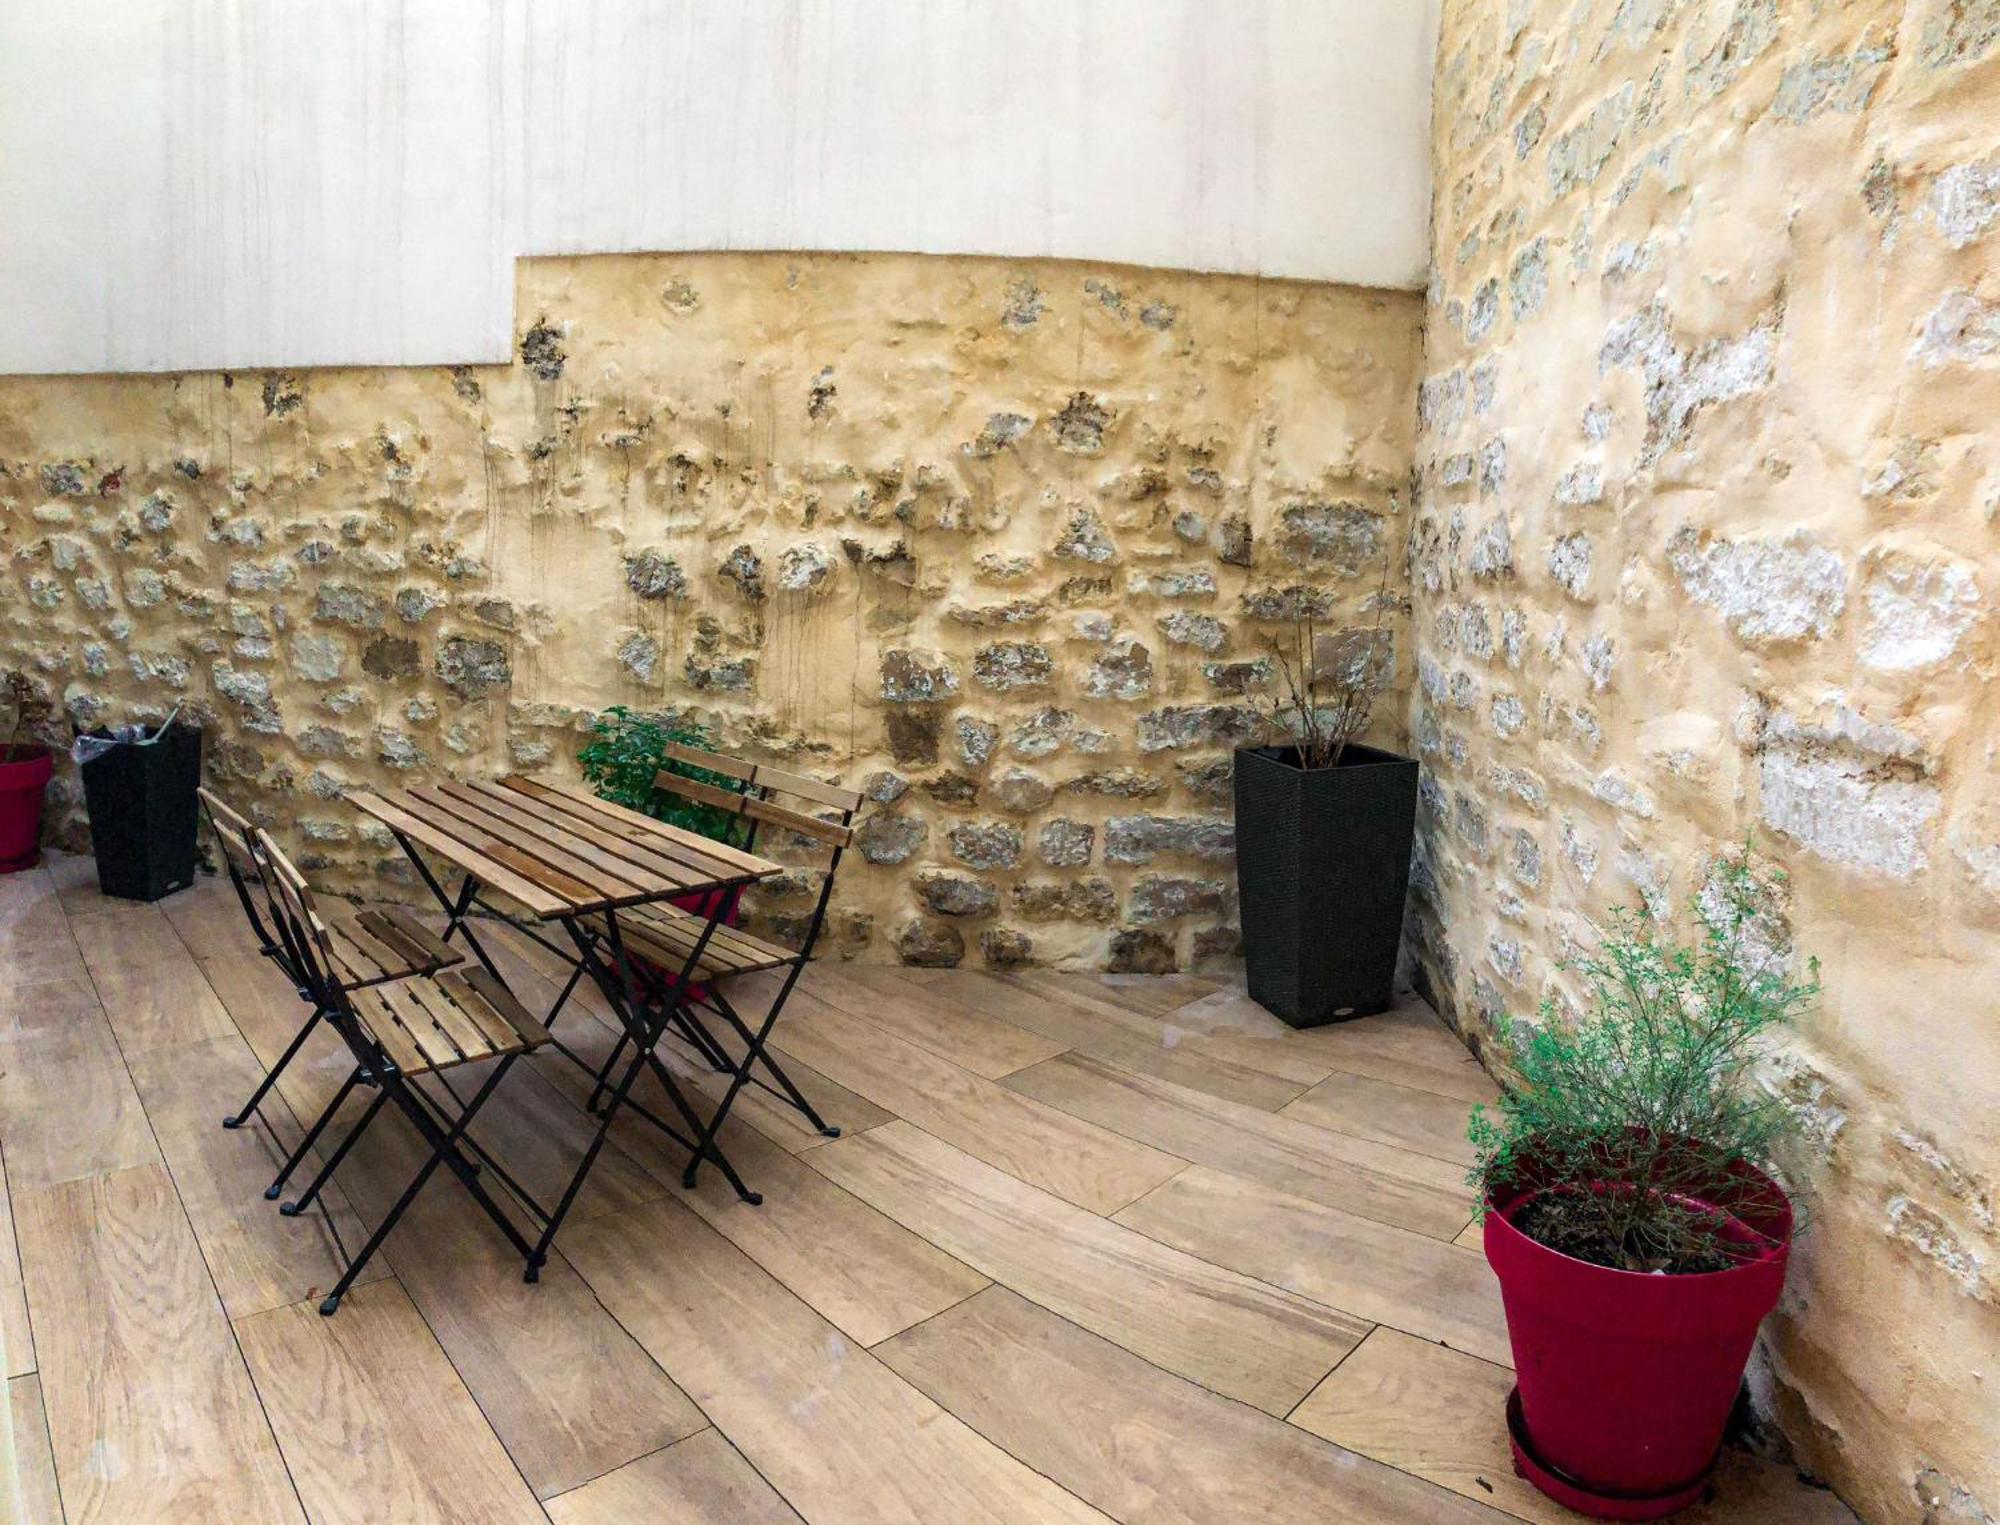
0,250,1419,973
1415,3,1999,1521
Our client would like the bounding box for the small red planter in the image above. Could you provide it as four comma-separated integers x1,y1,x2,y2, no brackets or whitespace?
0,746,53,873
1485,1163,1792,1520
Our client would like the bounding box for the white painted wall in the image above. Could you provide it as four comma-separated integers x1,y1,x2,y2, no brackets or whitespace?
0,0,512,375
0,0,1438,376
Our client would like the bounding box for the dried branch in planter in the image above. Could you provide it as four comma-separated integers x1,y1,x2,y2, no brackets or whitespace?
1247,617,1370,768
1,672,53,762
1247,570,1393,770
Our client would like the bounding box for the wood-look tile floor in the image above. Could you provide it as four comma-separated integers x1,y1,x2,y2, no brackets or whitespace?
0,858,1856,1524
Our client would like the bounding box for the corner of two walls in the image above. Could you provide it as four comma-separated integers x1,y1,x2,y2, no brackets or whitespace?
1409,2,2000,1521
0,252,1423,976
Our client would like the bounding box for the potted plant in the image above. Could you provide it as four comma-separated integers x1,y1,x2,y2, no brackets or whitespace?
1234,614,1417,1025
578,706,746,923
0,672,56,873
1469,849,1814,1520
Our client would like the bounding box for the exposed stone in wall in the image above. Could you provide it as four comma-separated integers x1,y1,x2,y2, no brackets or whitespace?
1419,5,2000,1520
0,250,1417,977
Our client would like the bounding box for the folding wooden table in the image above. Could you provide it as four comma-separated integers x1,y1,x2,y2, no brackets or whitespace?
347,775,783,1277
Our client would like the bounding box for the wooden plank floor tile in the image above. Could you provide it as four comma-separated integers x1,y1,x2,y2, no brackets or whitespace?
0,867,86,987
776,991,1186,1214
958,972,1315,1110
1284,1000,1499,1104
564,1196,1112,1525
0,1149,33,1380
651,1026,892,1155
879,1287,1512,1525
389,1241,707,1502
235,1278,544,1525
68,906,239,1056
1280,1067,1484,1164
8,1374,63,1525
1139,985,1370,1085
156,876,256,961
1291,1327,1854,1525
530,1013,988,1346
306,1087,699,1503
810,1122,1364,1416
0,978,159,1192
16,1164,303,1524
799,964,1070,1079
1115,1165,1507,1365
124,1036,384,1319
546,1428,802,1525
41,852,121,918
1023,970,1219,1016
1004,1051,1473,1238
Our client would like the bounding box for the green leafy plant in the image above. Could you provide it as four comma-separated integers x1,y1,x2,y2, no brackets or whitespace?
577,706,740,842
1468,846,1816,1273
1,671,53,762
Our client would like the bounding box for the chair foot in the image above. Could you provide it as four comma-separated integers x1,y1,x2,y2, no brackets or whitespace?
318,1294,342,1317
222,1112,246,1129
523,1258,542,1285
738,1188,764,1206
263,1184,283,1201
820,1124,842,1138
278,1201,302,1217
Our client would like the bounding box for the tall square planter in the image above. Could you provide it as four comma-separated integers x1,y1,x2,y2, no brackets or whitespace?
78,722,202,901
1232,742,1419,1027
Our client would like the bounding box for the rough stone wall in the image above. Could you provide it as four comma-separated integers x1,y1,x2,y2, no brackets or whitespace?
0,250,1418,973
1415,3,1999,1520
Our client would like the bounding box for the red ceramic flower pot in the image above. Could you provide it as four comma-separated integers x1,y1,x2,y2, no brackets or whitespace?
0,746,53,873
1484,1161,1793,1520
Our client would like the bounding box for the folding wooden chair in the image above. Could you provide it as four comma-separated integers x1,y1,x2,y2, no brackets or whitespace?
252,829,550,1314
578,746,861,1188
198,788,463,1146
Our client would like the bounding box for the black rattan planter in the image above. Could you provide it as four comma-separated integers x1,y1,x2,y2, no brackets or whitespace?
78,721,202,902
1233,742,1419,1028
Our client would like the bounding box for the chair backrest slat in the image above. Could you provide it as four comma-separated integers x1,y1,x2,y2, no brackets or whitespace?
649,767,855,848
661,742,864,813
252,828,334,952
198,787,259,868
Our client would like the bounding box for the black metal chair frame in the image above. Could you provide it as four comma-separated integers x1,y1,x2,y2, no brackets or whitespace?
253,830,551,1315
572,752,858,1193
198,790,336,1159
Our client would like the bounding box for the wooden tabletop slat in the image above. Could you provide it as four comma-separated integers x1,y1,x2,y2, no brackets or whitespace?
411,785,665,903
347,792,571,918
499,778,757,885
391,791,606,910
353,778,780,925
504,777,774,880
457,779,720,892
440,781,700,897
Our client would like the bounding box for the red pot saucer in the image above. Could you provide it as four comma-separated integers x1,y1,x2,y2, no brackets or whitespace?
1507,1388,1713,1521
